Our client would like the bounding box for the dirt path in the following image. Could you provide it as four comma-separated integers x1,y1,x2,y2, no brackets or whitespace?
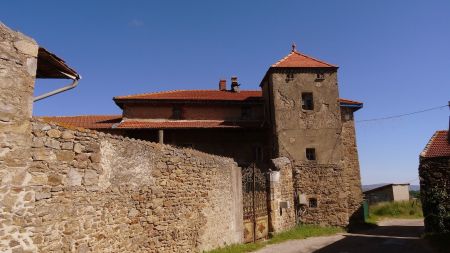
254,219,435,253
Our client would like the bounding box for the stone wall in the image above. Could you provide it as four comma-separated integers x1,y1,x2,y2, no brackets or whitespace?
27,119,243,252
419,156,450,233
292,162,349,226
341,107,364,223
268,157,296,233
0,23,39,252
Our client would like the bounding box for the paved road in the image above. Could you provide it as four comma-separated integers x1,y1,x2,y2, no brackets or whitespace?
254,219,435,253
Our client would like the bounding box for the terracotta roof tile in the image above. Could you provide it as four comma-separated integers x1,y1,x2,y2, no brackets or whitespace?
339,98,363,105
116,120,263,129
114,90,263,101
421,130,450,158
39,115,122,129
271,50,336,68
114,89,360,105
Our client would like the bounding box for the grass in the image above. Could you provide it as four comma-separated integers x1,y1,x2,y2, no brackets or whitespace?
368,200,423,222
205,225,344,253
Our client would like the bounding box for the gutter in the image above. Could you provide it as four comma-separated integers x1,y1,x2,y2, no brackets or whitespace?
34,71,81,102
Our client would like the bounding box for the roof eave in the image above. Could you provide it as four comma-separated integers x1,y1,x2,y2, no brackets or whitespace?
259,66,339,87
36,47,79,79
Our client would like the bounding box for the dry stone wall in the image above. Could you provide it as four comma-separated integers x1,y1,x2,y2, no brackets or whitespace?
341,108,364,223
293,162,349,227
28,119,242,253
0,23,38,253
419,156,450,233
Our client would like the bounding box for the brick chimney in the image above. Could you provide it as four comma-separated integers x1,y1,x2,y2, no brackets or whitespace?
219,79,227,91
231,76,240,93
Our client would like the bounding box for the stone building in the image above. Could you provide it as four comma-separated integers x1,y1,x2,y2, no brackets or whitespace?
419,129,450,233
363,183,410,205
0,19,366,252
45,44,365,234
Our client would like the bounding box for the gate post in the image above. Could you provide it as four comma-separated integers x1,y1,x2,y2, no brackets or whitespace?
268,157,296,234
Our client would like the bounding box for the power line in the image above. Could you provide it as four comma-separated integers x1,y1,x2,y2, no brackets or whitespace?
356,104,449,123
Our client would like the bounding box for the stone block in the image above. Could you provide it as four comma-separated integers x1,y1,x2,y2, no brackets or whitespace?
67,168,82,186
83,169,98,186
46,129,61,138
13,40,38,56
61,131,75,139
55,150,75,162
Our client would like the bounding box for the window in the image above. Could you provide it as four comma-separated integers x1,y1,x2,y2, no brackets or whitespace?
306,148,316,161
286,73,295,82
302,93,314,110
172,106,182,119
316,72,325,80
241,106,252,119
309,198,318,208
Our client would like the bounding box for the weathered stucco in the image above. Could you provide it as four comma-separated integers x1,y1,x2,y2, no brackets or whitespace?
267,70,342,164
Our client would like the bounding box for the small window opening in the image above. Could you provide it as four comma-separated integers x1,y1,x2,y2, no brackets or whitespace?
316,72,325,80
306,148,316,161
286,73,295,82
302,93,314,110
309,198,318,208
241,106,252,119
172,106,182,119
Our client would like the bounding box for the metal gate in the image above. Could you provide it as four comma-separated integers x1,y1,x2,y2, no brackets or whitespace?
242,164,269,243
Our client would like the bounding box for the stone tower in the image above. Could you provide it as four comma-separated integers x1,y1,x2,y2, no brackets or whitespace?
261,45,342,164
261,46,358,226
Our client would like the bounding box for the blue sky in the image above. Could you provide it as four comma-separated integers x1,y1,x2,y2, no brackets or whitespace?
2,0,449,184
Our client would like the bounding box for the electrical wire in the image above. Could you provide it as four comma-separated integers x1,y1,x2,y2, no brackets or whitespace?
356,104,449,123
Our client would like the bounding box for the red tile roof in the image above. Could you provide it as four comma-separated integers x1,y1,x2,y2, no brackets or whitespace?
421,130,450,158
39,115,122,129
339,98,363,105
114,90,263,101
116,120,263,129
271,50,336,68
114,89,360,105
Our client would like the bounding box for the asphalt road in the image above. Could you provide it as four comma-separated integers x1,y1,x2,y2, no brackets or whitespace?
254,219,436,253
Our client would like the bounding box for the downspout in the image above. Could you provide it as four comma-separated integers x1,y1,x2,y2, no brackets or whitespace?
33,71,81,102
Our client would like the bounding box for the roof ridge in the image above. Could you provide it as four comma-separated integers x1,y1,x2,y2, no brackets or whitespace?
114,89,263,100
39,114,121,118
271,50,336,68
271,51,295,67
114,89,188,99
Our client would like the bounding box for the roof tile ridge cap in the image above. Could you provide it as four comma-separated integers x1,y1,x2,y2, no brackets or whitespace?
339,98,363,104
271,51,296,67
115,89,189,99
294,51,337,67
122,119,226,122
38,114,122,118
421,131,440,157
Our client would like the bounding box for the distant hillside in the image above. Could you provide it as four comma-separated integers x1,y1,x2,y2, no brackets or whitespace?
362,184,420,192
